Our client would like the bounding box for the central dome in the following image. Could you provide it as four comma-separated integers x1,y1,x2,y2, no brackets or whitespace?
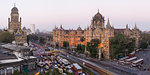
11,7,18,14
93,12,103,20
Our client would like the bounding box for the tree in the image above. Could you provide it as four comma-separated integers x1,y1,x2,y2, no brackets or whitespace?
86,39,100,58
13,70,19,75
52,68,61,75
27,34,38,42
30,51,34,56
77,44,81,51
22,70,28,75
81,45,85,53
67,72,74,75
80,37,85,42
45,70,50,75
77,44,85,54
39,37,46,44
63,41,69,48
0,31,14,43
139,33,150,49
140,41,148,49
110,33,135,59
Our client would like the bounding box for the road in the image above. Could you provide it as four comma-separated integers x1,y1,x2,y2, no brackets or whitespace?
30,42,150,75
135,46,150,70
60,51,118,75
31,42,100,75
61,49,150,75
59,53,100,75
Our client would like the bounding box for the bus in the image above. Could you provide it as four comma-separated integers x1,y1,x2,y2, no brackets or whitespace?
128,52,135,57
119,56,129,61
61,59,70,66
132,59,144,67
72,63,82,74
40,52,52,56
125,57,137,64
119,56,129,63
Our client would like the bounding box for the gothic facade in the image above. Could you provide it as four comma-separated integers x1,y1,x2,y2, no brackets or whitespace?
114,24,140,48
53,11,140,59
8,5,27,45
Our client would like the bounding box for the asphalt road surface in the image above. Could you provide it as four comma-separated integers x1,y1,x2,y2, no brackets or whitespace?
62,49,150,75
135,46,150,70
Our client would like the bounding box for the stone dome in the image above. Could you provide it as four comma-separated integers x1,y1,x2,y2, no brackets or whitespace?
11,7,18,14
93,11,103,21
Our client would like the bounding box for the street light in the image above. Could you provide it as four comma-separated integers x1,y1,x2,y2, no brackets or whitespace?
98,42,103,60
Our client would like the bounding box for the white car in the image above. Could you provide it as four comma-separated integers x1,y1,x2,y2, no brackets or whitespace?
80,73,86,75
45,65,49,70
62,73,67,75
54,65,58,68
66,65,72,69
67,69,73,73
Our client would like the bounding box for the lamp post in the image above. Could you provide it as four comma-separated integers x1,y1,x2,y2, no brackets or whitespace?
98,43,103,60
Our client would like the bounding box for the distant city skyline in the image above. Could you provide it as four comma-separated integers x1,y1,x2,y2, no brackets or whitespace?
0,0,150,31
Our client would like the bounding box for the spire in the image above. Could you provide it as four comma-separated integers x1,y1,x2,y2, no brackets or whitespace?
55,25,56,29
14,3,16,7
106,18,111,29
60,25,62,28
134,24,137,29
126,24,128,29
98,9,99,13
107,18,110,25
60,25,63,30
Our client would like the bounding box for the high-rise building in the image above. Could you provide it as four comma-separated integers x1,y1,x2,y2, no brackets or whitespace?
36,29,40,34
30,24,35,34
8,4,27,45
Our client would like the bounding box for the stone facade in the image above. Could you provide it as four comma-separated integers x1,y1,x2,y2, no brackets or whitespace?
53,11,140,59
8,5,27,45
114,24,140,48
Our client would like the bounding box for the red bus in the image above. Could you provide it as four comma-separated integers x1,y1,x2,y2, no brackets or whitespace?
128,52,135,57
125,57,137,64
72,63,82,74
132,59,144,67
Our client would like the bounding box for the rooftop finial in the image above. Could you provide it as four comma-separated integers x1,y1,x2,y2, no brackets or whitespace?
14,3,16,7
135,23,137,29
98,9,99,13
126,24,128,29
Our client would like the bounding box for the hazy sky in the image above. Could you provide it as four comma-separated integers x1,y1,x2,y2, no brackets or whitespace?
0,0,150,31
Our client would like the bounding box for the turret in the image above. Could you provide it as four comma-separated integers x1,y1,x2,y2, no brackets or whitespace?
8,18,10,29
20,17,22,22
134,24,137,29
60,25,63,30
11,4,19,22
106,18,111,29
126,24,129,29
77,25,82,31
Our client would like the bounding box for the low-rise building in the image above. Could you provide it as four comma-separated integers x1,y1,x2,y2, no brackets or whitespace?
0,44,37,75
